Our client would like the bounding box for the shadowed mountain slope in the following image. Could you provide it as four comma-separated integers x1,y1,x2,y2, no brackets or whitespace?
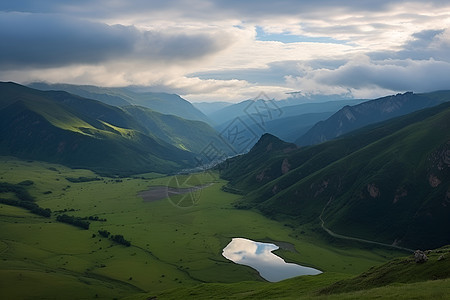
219,102,450,249
297,91,450,146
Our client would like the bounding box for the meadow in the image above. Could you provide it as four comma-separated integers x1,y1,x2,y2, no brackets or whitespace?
0,156,408,299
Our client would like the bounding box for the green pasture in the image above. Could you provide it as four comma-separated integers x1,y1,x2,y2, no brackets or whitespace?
0,156,407,299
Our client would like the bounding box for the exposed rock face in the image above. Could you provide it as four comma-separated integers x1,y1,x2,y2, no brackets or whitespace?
428,174,442,187
414,250,428,263
367,183,380,198
281,158,291,174
256,170,266,182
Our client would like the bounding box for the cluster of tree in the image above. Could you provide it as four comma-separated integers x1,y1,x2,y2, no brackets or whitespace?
65,177,101,183
0,198,51,217
97,230,131,246
18,180,34,186
110,234,131,247
221,185,244,195
0,182,34,202
56,214,90,229
0,182,51,217
55,208,76,213
81,216,107,222
98,229,110,238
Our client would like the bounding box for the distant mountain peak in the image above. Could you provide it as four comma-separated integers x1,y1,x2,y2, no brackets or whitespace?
296,90,450,146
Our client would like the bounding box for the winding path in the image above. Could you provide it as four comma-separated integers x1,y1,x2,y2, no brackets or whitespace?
319,199,414,253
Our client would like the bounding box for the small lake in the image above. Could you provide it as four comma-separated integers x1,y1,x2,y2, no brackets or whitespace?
222,238,322,282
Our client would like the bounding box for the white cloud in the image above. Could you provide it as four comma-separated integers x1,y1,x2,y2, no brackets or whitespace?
1,1,450,101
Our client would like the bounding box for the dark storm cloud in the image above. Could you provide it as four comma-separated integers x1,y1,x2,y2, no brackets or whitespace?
0,13,137,68
0,12,230,69
2,0,448,20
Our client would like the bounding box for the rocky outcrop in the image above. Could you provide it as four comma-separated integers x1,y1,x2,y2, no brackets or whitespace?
281,158,291,174
414,250,428,263
367,183,380,198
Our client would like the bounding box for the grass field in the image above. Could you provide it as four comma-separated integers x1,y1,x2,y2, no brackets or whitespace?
0,156,410,299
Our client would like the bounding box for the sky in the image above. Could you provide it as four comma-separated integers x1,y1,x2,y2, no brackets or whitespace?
1,1,450,102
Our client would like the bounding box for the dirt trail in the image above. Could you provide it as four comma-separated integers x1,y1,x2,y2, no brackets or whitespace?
319,200,414,253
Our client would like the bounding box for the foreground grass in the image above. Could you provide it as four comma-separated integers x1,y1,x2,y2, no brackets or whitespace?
148,277,450,300
0,156,407,299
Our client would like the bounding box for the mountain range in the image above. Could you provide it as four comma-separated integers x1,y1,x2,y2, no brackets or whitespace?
219,101,450,249
28,82,211,124
297,91,450,145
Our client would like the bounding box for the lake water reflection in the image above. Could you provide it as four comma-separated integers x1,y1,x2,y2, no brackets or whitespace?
222,238,322,282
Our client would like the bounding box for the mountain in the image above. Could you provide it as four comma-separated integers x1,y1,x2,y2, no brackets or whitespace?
249,111,334,142
28,82,211,124
192,101,232,115
122,105,230,156
0,82,227,175
209,99,364,127
207,99,363,152
219,102,450,249
297,91,450,146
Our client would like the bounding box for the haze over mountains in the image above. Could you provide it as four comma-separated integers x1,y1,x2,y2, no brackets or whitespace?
297,91,450,146
29,82,211,124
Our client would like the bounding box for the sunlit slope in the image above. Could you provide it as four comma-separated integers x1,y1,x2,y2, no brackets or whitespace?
0,82,194,174
220,102,450,249
123,105,230,155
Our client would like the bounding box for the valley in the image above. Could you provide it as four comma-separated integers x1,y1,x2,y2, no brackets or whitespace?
0,157,410,299
3,1,450,298
1,82,449,299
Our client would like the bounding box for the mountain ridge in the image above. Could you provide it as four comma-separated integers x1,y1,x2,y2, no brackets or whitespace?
0,82,228,175
219,101,450,249
28,82,211,124
297,91,450,145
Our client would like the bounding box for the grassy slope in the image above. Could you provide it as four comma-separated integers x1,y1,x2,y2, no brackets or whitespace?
0,82,197,175
319,245,450,295
123,105,231,155
0,157,405,299
148,246,450,299
220,102,450,249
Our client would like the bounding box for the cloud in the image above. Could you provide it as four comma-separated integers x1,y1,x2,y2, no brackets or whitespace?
283,56,450,98
0,12,233,69
317,57,450,92
371,28,450,61
1,1,450,102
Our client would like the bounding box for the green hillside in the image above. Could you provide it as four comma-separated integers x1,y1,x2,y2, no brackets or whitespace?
219,102,450,249
1,156,449,299
153,246,450,299
123,105,230,155
0,82,198,175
